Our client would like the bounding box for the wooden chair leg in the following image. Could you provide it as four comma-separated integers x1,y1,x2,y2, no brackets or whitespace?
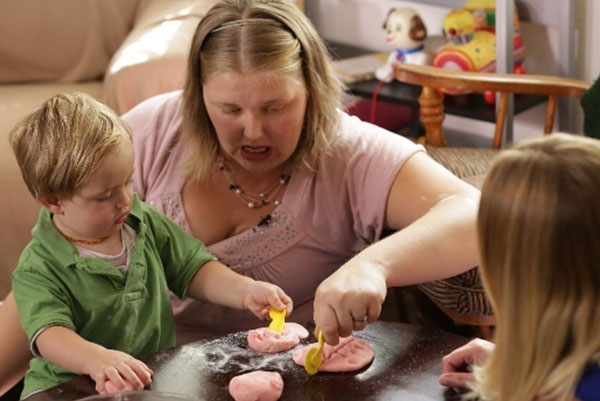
493,92,509,149
419,86,447,146
544,94,557,134
477,325,495,340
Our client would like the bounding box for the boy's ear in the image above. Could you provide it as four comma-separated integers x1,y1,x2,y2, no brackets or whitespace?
38,194,64,215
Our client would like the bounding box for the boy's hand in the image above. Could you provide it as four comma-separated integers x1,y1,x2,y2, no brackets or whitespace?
87,349,153,394
243,281,293,320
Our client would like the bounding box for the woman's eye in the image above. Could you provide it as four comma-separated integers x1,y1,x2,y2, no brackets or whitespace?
223,108,240,115
267,106,284,113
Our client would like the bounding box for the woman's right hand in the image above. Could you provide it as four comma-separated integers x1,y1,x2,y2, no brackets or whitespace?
439,338,494,390
87,349,153,394
313,258,387,346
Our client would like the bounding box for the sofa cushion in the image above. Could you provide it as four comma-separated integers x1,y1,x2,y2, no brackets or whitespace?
103,0,219,114
0,0,139,84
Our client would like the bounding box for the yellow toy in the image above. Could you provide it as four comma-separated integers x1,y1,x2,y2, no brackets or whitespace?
433,0,525,95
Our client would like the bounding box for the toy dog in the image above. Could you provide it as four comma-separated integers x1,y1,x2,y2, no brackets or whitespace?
375,8,428,83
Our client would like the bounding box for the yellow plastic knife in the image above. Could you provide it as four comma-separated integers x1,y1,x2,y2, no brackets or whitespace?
268,307,285,333
304,330,324,375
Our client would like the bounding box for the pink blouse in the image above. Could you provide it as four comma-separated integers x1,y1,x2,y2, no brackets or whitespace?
122,91,423,341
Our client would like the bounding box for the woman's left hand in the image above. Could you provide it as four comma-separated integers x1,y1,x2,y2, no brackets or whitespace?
313,259,387,345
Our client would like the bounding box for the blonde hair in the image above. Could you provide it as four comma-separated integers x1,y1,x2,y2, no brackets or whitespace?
9,92,131,200
183,0,345,181
471,133,600,401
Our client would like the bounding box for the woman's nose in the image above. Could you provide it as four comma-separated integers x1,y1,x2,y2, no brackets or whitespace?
244,114,264,139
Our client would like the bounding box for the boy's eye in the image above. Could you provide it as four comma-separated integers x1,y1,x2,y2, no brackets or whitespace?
97,192,112,201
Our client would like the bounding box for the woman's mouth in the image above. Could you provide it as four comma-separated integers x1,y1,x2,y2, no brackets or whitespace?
241,146,271,161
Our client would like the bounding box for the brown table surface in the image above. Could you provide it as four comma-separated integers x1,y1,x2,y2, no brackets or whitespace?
27,321,469,401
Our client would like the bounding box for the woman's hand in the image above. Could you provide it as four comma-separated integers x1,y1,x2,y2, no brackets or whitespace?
439,338,494,390
87,349,153,394
242,281,293,320
313,259,387,345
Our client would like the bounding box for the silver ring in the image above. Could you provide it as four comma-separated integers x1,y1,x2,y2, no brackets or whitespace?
353,315,368,324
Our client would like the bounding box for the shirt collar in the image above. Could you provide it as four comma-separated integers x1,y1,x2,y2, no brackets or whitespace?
32,194,144,267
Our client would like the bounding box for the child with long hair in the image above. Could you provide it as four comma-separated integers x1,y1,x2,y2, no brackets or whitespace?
440,133,600,401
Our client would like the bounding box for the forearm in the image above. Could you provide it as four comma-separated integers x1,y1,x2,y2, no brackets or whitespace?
36,326,107,376
186,260,255,310
356,194,479,287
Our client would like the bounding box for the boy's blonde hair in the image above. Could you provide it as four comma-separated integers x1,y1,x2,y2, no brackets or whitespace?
183,0,345,181
9,92,131,200
472,133,600,401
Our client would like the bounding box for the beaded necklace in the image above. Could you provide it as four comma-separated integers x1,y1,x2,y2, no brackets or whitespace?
218,157,290,209
62,233,110,245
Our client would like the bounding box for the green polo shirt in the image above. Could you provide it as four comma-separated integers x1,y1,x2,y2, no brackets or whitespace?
12,195,215,398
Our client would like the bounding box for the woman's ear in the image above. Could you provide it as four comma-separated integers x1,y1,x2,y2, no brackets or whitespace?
38,194,64,215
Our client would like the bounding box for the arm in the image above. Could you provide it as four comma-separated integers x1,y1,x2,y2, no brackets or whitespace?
314,152,480,344
0,293,30,397
185,260,293,319
35,326,152,394
439,338,494,390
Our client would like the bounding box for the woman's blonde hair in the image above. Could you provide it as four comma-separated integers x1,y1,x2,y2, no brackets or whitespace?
182,0,345,181
471,133,600,401
9,92,131,200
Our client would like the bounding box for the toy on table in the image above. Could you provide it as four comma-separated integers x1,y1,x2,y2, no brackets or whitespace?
375,8,429,83
268,307,285,333
433,0,526,102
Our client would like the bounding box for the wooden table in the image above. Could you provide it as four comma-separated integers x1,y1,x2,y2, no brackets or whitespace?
27,321,469,401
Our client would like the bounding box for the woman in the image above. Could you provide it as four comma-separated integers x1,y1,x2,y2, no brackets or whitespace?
1,0,481,393
440,134,600,401
126,0,480,344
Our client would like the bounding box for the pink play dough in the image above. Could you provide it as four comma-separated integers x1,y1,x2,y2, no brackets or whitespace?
292,336,374,372
247,322,309,353
228,370,284,401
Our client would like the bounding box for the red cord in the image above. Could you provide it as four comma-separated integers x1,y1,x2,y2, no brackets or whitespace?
370,80,386,124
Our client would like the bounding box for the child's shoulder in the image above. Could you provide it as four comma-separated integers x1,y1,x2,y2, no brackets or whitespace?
15,210,77,275
576,362,600,400
14,238,68,277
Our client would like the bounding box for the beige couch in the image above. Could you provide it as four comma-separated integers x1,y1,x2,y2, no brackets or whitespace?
0,0,218,298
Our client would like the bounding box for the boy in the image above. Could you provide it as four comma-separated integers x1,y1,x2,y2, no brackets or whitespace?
9,92,293,398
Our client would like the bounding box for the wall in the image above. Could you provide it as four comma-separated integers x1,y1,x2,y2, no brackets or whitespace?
307,0,452,52
579,0,600,82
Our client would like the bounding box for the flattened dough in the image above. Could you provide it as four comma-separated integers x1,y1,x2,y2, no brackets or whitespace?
228,370,284,401
247,322,309,353
292,336,374,372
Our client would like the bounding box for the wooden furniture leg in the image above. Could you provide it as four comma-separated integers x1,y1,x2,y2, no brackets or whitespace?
418,86,447,146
